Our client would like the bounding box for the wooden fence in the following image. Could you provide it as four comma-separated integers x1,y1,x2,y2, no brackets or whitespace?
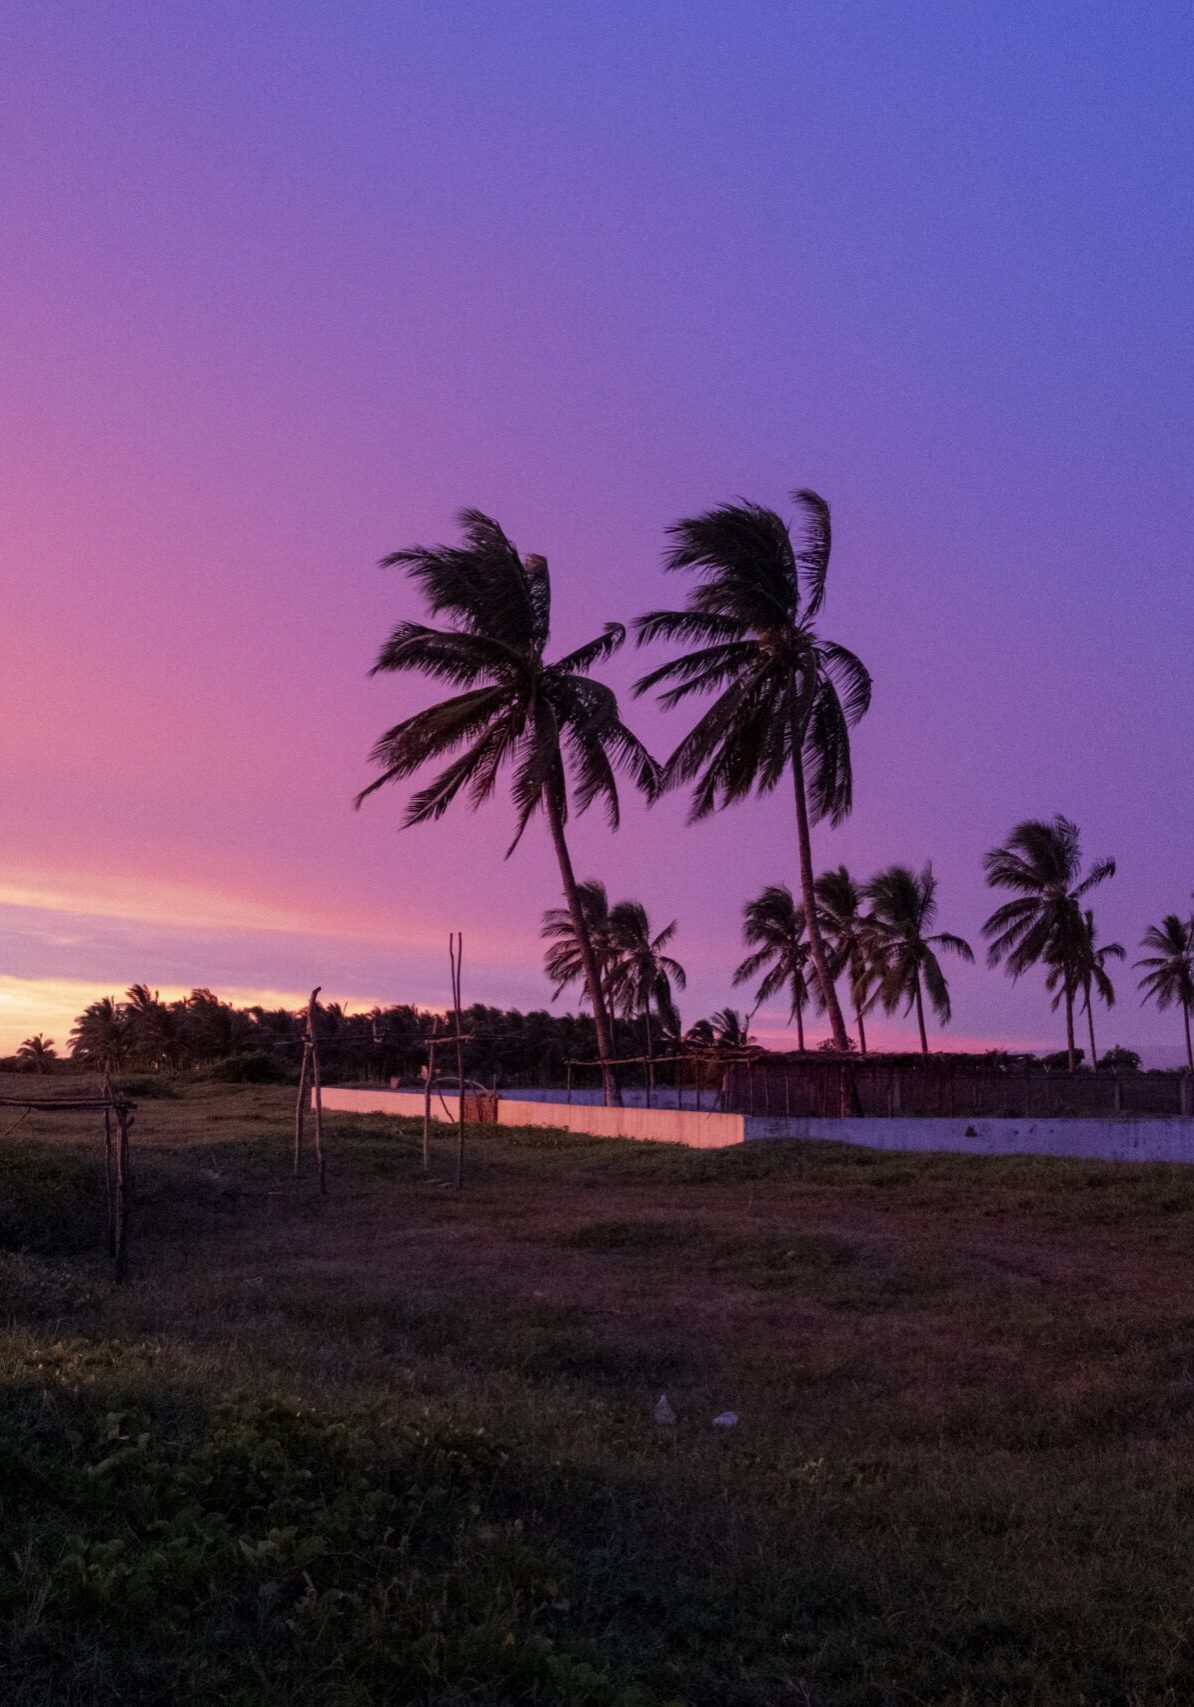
723,1059,1194,1120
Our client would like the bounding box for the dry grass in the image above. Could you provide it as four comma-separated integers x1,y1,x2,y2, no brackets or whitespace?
5,1074,1194,1702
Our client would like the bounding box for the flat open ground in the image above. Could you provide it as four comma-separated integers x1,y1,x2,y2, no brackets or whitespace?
5,1077,1194,1704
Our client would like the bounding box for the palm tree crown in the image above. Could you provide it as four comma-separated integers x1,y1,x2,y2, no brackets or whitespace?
542,881,615,1004
358,510,658,1106
17,1034,56,1073
733,884,813,1051
607,901,686,1038
983,816,1116,1070
1136,911,1194,1071
633,490,870,1050
864,863,974,1053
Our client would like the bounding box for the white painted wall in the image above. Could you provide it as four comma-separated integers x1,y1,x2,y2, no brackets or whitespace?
316,1086,743,1149
744,1114,1194,1165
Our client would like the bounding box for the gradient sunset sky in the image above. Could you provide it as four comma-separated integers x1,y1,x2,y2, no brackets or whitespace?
1,2,1191,1058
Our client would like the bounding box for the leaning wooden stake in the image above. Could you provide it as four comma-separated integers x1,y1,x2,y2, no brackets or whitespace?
293,1042,310,1177
113,1101,132,1284
423,1019,437,1172
305,986,327,1195
450,933,466,1190
102,1099,116,1257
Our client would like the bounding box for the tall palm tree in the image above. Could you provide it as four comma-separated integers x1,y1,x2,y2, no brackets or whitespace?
16,1034,56,1073
814,865,874,1055
1136,912,1194,1071
634,490,870,1050
357,510,658,1106
983,816,1116,1072
733,884,813,1051
607,900,686,1098
864,863,973,1053
1047,910,1123,1070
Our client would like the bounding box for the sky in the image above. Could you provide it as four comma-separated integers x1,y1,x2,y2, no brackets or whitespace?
1,1,1191,1060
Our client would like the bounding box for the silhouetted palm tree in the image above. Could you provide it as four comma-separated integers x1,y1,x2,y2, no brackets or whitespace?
687,1008,752,1051
983,817,1116,1071
814,865,874,1055
16,1034,56,1073
357,510,658,1106
864,864,973,1053
634,490,870,1050
1137,911,1194,1071
69,997,128,1074
542,881,617,1014
1047,911,1123,1071
733,884,813,1051
607,900,686,1096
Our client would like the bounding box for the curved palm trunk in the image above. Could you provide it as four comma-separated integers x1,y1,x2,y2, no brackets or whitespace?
1085,987,1098,1073
1064,980,1077,1073
643,1006,653,1105
1184,999,1193,1073
790,727,849,1050
795,999,806,1053
913,974,929,1054
544,786,622,1107
852,961,868,1056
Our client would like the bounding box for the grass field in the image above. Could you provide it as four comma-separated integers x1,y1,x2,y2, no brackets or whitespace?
5,1075,1194,1703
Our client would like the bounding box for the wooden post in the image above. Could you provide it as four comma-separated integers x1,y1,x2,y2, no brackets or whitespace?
294,1044,309,1177
423,1023,437,1172
103,1103,116,1257
113,1103,132,1284
450,932,465,1190
305,987,326,1195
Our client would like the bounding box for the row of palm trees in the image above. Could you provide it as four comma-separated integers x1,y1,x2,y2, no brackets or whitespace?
357,495,1192,1100
540,836,1194,1072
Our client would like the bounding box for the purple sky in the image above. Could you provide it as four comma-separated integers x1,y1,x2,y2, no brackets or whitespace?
1,2,1191,1058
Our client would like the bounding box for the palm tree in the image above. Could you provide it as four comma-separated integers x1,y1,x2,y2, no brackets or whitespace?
607,900,686,1097
733,884,813,1051
124,983,175,1069
1047,911,1123,1071
814,865,874,1055
69,997,128,1074
542,880,615,1001
634,490,870,1050
686,1008,752,1051
864,863,974,1053
16,1034,56,1073
357,509,658,1106
1136,912,1194,1071
983,817,1116,1071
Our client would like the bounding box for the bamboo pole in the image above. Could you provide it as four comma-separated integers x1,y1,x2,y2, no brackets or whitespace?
423,1023,437,1172
450,933,465,1190
293,1044,309,1177
306,987,326,1195
113,1103,132,1284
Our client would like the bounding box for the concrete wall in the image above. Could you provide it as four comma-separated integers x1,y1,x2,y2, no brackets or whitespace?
317,1089,1194,1165
744,1114,1194,1165
317,1086,743,1149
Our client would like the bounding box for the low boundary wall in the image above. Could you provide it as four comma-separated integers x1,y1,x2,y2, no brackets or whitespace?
317,1086,744,1150
317,1089,1194,1164
744,1114,1194,1165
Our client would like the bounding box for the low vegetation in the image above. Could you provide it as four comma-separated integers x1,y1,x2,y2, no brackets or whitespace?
6,1076,1194,1702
